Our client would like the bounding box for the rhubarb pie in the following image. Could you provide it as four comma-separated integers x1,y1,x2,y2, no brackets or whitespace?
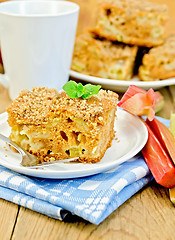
7,87,118,165
139,35,175,81
91,0,168,47
71,33,138,80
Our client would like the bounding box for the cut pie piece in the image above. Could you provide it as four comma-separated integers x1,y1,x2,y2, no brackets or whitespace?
91,0,168,47
71,33,138,80
139,35,175,81
7,87,118,166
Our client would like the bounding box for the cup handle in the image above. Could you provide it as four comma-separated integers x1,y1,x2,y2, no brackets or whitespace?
0,73,8,88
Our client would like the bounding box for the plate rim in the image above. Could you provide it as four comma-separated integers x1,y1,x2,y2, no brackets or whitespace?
0,109,148,179
70,70,175,91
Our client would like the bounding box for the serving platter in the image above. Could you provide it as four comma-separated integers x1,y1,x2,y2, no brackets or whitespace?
70,70,175,92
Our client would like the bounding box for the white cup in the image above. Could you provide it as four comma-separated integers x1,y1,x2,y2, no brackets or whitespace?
0,0,79,100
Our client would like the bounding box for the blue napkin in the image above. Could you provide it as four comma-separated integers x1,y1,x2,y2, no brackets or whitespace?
0,117,169,225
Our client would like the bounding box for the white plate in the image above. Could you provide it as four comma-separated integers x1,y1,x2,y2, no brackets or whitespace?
0,109,148,179
70,70,175,92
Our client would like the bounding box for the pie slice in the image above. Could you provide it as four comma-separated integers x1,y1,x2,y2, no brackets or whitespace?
7,87,118,165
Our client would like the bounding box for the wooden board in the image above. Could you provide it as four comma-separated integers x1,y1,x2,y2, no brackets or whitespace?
0,0,175,239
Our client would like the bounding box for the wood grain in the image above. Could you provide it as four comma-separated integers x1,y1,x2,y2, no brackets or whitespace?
0,0,175,239
1,82,175,240
0,84,11,114
0,82,173,240
9,183,175,240
0,199,19,240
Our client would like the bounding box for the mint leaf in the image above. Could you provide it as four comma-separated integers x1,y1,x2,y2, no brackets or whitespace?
76,83,84,97
82,84,101,99
63,81,83,98
63,81,101,99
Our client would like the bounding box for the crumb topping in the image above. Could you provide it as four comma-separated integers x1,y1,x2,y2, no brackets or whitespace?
7,87,118,125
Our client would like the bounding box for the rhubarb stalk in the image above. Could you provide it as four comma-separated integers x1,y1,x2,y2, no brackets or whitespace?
169,113,175,203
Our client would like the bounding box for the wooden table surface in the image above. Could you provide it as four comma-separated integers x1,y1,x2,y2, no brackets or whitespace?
0,86,175,240
1,0,175,239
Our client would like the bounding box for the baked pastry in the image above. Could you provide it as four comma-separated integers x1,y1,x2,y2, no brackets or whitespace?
139,35,175,81
71,33,138,80
91,0,168,47
7,87,118,165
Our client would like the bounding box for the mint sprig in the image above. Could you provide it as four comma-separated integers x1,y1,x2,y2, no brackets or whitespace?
63,81,101,99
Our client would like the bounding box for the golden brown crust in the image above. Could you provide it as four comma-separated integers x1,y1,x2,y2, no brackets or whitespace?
91,0,168,47
7,86,118,125
139,35,175,81
71,33,138,80
7,87,118,164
